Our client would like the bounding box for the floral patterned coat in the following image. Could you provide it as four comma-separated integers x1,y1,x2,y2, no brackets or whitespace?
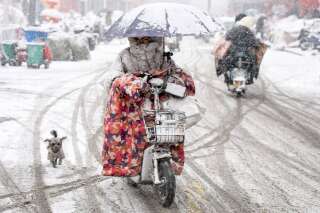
102,72,195,177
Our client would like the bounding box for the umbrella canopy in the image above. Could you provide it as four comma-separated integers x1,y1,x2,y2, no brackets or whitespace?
105,3,222,39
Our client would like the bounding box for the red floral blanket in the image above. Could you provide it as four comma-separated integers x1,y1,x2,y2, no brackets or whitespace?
102,72,195,177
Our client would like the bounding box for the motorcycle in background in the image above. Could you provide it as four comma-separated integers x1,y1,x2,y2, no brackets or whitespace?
298,29,320,51
225,52,254,97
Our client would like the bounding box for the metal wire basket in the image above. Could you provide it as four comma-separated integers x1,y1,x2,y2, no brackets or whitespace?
144,110,186,144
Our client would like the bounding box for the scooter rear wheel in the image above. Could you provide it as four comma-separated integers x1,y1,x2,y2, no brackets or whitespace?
156,160,176,208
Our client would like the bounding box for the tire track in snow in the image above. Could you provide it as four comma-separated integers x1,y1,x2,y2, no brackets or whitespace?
187,160,246,212
179,169,226,213
69,67,133,212
32,87,81,213
0,175,110,212
2,62,112,212
230,139,297,211
264,96,320,150
176,46,256,211
79,71,107,163
174,46,244,212
250,107,320,178
183,44,268,211
0,117,15,123
30,68,109,212
70,71,105,213
234,127,320,210
0,162,37,213
75,67,125,212
186,78,266,156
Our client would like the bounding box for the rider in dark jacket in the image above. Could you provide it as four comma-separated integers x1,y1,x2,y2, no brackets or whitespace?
221,15,259,85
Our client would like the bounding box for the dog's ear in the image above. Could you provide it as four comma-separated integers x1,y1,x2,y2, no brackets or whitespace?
61,136,67,141
44,139,50,142
50,130,58,138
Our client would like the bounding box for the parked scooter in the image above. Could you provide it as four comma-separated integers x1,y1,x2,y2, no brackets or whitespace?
1,41,18,66
298,29,320,51
225,52,254,97
127,75,186,207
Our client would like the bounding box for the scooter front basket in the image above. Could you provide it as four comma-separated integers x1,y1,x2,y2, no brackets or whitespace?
144,110,186,144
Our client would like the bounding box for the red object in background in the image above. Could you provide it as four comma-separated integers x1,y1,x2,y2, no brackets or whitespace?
59,0,80,13
298,0,319,16
41,0,60,9
43,44,52,62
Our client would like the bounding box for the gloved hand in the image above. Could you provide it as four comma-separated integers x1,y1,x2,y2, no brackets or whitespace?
149,69,168,77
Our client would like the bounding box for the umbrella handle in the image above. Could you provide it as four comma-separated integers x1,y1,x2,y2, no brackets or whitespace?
161,37,165,70
163,52,173,61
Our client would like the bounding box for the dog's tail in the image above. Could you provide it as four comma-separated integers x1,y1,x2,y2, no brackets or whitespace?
50,130,58,138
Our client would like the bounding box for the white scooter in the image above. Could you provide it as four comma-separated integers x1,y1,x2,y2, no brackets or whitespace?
127,76,186,208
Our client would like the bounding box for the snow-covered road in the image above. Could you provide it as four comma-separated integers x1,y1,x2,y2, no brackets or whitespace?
0,39,320,213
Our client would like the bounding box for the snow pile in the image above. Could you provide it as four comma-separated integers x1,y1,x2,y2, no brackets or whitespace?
270,16,302,48
273,16,305,34
84,12,103,29
48,32,91,61
48,32,73,61
262,50,320,96
69,35,90,61
270,16,320,48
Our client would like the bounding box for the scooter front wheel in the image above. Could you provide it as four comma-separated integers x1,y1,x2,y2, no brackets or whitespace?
126,177,138,187
156,160,176,208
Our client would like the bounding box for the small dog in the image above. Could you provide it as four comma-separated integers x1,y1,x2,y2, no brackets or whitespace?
44,130,67,168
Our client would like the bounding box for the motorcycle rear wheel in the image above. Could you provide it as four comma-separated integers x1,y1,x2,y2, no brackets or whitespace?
236,91,242,98
156,160,176,208
300,42,312,51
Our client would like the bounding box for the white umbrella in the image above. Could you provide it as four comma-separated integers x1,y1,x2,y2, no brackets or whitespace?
105,3,222,38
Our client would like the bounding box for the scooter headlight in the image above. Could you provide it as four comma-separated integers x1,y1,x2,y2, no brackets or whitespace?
234,80,243,87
